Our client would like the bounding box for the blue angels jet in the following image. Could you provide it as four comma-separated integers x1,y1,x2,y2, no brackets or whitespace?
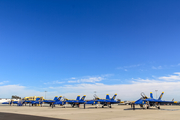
85,94,120,108
64,95,86,108
134,92,178,109
30,97,46,107
2,97,44,106
43,96,62,107
25,97,42,106
53,99,65,107
2,98,35,106
20,97,43,106
2,100,20,105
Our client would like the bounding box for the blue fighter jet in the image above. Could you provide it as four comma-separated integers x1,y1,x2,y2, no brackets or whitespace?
2,99,29,106
65,95,86,108
50,96,68,108
85,94,120,108
134,92,178,109
53,99,65,107
2,98,32,106
23,97,42,106
30,97,45,107
2,100,20,105
43,96,62,107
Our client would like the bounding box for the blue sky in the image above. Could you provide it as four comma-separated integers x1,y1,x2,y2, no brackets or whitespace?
0,0,180,100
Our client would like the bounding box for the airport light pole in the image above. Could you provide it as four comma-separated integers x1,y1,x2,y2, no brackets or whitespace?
45,91,47,99
93,91,97,99
155,90,158,99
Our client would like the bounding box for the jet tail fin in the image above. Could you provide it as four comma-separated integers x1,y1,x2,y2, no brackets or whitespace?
106,94,110,99
54,96,58,100
76,95,80,100
111,94,117,100
40,97,44,100
36,98,40,101
80,95,86,101
150,92,153,99
56,96,62,101
158,92,164,100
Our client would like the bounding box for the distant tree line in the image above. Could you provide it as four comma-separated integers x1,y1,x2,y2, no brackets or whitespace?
11,95,21,99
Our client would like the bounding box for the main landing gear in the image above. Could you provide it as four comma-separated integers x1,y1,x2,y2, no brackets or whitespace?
102,104,111,108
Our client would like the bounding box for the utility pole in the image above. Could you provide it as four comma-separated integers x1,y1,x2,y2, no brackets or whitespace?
45,91,47,99
155,90,158,99
93,91,97,99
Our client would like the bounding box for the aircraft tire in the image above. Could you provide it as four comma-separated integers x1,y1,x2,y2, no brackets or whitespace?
84,104,85,109
77,104,79,108
102,106,104,108
140,104,143,108
71,104,75,107
52,104,54,108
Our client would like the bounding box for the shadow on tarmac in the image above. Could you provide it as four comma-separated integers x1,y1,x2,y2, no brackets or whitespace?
0,112,67,120
82,107,112,109
124,108,143,110
124,108,180,111
159,109,180,111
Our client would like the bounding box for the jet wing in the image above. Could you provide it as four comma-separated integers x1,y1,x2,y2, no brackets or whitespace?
144,99,174,103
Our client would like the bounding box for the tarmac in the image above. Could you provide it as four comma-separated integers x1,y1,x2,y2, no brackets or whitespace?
0,104,180,120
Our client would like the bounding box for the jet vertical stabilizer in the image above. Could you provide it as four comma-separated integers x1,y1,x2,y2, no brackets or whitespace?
158,92,164,100
111,94,117,100
106,94,110,100
36,98,40,101
150,92,153,99
80,95,86,101
54,96,58,101
76,95,80,100
57,96,62,101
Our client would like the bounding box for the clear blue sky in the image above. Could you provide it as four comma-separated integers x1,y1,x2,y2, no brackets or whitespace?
0,0,180,100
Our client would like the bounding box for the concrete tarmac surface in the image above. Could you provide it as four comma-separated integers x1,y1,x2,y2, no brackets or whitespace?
0,104,180,120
